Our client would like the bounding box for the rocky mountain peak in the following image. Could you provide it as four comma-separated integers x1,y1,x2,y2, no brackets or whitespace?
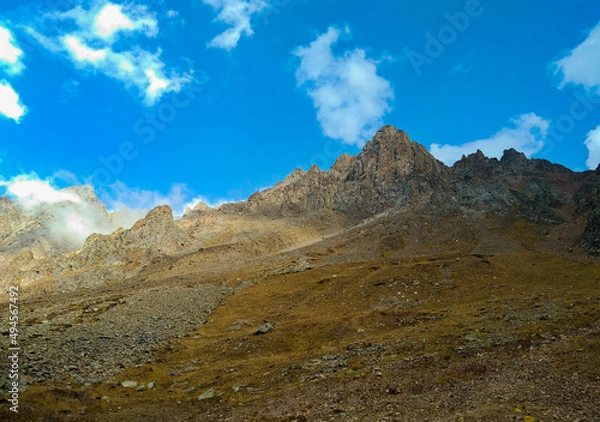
356,125,447,181
500,147,527,163
371,125,410,144
124,205,191,254
183,201,213,218
453,147,572,179
283,168,307,184
241,126,451,218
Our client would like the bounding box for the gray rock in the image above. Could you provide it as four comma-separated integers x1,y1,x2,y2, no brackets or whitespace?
198,388,215,400
254,322,274,335
121,381,137,388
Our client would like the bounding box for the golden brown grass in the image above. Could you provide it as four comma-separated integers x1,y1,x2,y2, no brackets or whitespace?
5,214,600,421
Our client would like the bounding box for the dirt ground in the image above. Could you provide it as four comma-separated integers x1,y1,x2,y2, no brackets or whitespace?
1,212,599,421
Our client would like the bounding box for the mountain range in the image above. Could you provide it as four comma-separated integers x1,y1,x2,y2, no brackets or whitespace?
1,126,598,295
1,126,599,421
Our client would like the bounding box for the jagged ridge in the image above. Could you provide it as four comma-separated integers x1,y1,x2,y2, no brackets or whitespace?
2,125,599,294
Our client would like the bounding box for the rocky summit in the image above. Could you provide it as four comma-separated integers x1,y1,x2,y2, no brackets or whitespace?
1,126,599,422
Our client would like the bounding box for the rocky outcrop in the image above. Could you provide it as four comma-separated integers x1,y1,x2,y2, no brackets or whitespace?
71,205,192,272
183,201,213,218
241,126,451,218
1,205,195,293
0,196,28,243
575,172,600,254
0,196,53,257
123,205,191,255
451,149,571,224
581,208,600,254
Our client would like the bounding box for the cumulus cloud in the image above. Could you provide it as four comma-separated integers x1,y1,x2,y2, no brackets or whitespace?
584,125,600,170
1,176,82,209
294,26,394,147
430,113,551,166
26,0,193,105
94,3,157,38
554,20,600,93
0,174,143,250
0,25,27,122
202,0,269,50
0,25,25,75
0,80,27,122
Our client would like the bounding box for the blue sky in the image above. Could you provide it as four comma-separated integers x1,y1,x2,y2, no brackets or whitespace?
1,0,600,216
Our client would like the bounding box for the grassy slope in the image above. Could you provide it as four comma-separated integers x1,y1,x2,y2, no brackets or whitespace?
5,214,600,421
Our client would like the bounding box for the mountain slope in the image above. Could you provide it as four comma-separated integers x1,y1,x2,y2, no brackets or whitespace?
1,125,598,297
1,125,599,421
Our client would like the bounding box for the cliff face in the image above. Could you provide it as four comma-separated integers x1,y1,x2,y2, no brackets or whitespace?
242,126,451,218
575,173,600,254
229,126,576,224
451,148,572,224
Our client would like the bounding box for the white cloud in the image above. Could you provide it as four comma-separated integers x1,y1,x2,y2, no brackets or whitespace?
0,80,27,122
294,26,394,147
585,125,600,170
0,174,141,250
59,2,158,40
0,25,24,75
167,10,180,19
146,68,169,97
202,0,269,50
27,0,192,105
64,35,108,62
95,3,134,38
554,21,600,93
0,175,82,209
430,113,551,166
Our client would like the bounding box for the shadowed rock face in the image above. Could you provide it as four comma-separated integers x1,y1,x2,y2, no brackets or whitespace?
576,173,600,254
582,209,600,254
241,126,451,218
230,126,575,224
451,148,572,224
